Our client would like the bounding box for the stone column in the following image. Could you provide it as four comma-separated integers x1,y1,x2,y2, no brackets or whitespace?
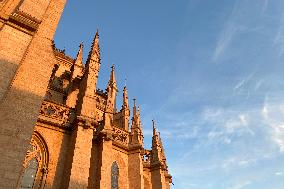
128,149,144,189
67,118,95,189
98,137,113,189
151,167,166,189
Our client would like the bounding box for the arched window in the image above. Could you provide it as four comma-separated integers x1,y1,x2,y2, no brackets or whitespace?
111,162,119,189
18,132,49,189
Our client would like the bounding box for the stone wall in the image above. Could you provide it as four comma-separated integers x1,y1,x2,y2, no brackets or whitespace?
34,125,71,188
0,0,67,187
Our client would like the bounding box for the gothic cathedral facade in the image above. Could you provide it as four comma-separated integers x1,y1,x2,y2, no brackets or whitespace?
0,0,172,188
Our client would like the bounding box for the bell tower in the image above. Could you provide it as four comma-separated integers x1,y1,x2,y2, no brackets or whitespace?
0,0,68,187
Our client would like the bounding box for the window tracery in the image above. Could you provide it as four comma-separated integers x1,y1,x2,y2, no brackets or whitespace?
18,132,48,189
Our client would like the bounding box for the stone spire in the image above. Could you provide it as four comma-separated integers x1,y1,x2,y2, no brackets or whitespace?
76,32,101,118
87,30,100,66
107,64,117,90
150,120,172,188
151,120,163,166
75,42,84,67
129,99,143,146
131,98,142,130
103,65,118,130
133,98,137,117
158,132,167,167
121,86,130,130
153,120,158,137
105,64,118,113
123,86,129,110
84,30,100,82
150,121,172,189
71,43,84,79
152,120,159,148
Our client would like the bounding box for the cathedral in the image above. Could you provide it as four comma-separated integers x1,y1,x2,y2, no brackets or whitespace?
0,0,172,188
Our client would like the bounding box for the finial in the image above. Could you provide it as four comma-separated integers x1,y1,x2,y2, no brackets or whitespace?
93,30,99,45
111,64,115,71
124,77,127,87
152,119,158,136
132,98,137,115
133,98,136,106
107,64,117,90
122,84,129,109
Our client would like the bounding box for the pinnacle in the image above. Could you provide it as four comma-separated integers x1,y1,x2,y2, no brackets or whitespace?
123,85,127,92
86,31,100,65
133,98,137,116
74,42,84,67
123,85,129,108
107,64,117,90
152,119,158,136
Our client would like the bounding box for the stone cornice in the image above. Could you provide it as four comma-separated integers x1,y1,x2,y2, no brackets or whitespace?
2,10,41,35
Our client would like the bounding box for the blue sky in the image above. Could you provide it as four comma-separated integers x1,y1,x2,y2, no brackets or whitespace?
54,0,284,188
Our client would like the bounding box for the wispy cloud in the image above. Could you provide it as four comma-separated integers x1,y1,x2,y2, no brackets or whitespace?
213,1,245,62
273,12,284,56
261,97,284,152
213,22,239,61
227,181,251,189
275,171,283,176
234,72,255,92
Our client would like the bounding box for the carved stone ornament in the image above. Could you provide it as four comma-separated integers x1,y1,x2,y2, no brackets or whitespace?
112,127,129,146
40,101,69,122
38,100,74,129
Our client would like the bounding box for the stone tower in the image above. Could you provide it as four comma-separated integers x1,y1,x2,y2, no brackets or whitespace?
0,1,172,188
0,0,68,188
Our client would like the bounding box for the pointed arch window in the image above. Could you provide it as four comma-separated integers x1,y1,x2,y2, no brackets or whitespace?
111,162,119,189
18,132,49,189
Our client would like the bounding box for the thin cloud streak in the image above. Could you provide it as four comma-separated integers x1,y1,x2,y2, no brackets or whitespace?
273,11,284,56
213,22,239,62
228,181,251,189
213,0,244,62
